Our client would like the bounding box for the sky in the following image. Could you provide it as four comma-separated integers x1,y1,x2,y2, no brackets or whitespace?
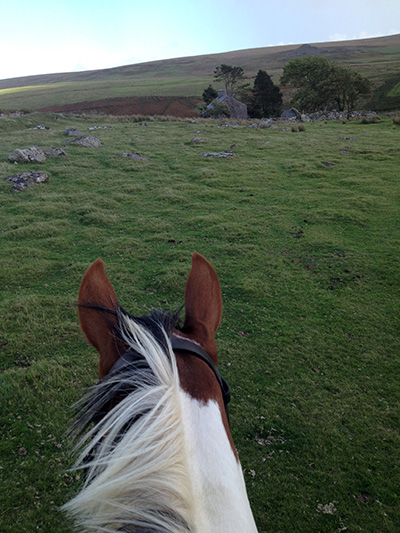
1,0,399,81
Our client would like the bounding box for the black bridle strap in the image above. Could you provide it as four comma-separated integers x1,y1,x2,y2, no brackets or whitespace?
169,337,231,413
107,337,231,423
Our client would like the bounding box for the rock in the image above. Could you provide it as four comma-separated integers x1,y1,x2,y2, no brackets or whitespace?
200,151,236,158
257,120,272,128
88,125,114,130
220,122,240,128
8,146,46,163
73,136,101,147
30,124,51,130
122,152,148,161
4,171,49,191
292,108,302,120
43,147,67,157
191,137,204,143
65,128,84,136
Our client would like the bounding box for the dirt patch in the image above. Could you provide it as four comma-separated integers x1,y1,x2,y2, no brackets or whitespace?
39,96,201,118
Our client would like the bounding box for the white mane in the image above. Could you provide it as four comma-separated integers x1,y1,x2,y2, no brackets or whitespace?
63,313,196,532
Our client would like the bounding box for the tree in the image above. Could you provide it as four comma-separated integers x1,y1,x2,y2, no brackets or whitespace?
202,84,218,105
280,56,371,114
328,64,371,118
214,64,245,96
280,56,333,112
250,70,283,118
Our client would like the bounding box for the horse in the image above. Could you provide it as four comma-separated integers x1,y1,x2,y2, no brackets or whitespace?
64,252,258,532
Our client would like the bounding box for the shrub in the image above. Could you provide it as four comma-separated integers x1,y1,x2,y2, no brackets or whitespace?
207,102,230,119
361,116,381,124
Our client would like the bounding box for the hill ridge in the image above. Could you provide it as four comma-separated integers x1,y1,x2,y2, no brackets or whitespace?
0,33,399,113
1,33,399,89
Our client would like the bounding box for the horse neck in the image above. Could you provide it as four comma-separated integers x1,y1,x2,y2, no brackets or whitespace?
178,389,258,532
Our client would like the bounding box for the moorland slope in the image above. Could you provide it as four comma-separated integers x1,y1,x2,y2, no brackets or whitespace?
0,33,399,114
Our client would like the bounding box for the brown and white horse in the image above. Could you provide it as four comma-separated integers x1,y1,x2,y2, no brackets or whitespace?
64,252,258,532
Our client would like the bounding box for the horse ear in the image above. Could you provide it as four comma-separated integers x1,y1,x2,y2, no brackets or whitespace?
78,258,127,378
183,252,223,358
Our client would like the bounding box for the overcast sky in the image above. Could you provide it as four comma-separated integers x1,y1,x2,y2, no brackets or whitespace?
1,0,399,80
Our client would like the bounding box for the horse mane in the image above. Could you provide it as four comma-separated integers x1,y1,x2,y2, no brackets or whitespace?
63,308,195,533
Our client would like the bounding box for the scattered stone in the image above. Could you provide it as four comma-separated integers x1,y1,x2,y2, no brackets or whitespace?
43,147,67,157
257,120,272,128
220,122,240,128
65,128,84,136
200,151,236,158
30,124,51,130
4,171,49,191
262,141,271,145
88,125,114,130
137,122,148,127
191,137,204,143
340,150,351,154
122,152,148,161
278,110,377,123
321,161,334,167
342,137,358,141
8,146,46,163
317,503,337,515
73,136,101,147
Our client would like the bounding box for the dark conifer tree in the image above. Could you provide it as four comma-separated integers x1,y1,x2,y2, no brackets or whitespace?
250,70,283,118
202,85,218,105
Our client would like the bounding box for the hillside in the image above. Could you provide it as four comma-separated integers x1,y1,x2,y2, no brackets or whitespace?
0,33,399,114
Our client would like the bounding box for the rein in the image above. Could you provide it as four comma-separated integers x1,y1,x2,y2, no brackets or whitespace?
108,336,231,424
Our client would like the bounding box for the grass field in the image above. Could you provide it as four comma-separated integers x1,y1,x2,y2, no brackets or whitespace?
0,77,211,112
1,112,399,532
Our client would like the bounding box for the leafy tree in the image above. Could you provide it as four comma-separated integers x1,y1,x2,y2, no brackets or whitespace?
250,70,282,118
280,56,371,114
329,64,371,117
214,64,245,96
202,84,218,105
280,56,333,112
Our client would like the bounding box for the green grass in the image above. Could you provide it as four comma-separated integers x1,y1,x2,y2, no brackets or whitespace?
388,82,400,97
0,77,211,111
1,113,399,532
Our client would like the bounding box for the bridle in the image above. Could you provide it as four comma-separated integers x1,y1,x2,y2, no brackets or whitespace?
170,336,231,422
108,336,231,424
